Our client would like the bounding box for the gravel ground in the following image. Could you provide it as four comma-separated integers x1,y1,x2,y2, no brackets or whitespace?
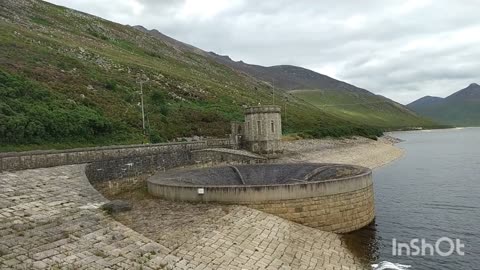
279,136,404,170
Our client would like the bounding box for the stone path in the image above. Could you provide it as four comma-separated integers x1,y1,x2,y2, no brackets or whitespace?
0,165,177,270
0,165,369,269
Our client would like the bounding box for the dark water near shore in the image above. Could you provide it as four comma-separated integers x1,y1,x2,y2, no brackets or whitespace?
344,128,480,269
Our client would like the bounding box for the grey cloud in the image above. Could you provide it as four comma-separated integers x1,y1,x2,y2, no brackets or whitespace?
47,0,480,104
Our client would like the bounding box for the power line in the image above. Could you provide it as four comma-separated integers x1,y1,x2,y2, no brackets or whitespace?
272,79,275,105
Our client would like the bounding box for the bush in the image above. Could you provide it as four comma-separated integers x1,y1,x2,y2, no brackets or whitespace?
105,80,117,91
0,70,117,145
149,130,166,143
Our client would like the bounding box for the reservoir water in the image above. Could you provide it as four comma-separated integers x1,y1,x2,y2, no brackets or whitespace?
345,127,480,269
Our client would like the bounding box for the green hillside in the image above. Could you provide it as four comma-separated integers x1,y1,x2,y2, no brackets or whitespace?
0,0,437,151
291,89,435,129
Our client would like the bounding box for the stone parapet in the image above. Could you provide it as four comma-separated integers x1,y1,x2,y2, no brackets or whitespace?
244,106,281,115
0,140,233,172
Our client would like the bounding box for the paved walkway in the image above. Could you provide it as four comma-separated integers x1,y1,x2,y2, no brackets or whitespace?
0,165,368,269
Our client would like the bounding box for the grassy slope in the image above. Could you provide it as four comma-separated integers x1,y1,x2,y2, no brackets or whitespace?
408,101,480,127
291,89,437,129
0,0,436,151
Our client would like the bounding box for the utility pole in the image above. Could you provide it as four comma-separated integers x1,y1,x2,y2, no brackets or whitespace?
136,73,149,143
272,79,275,105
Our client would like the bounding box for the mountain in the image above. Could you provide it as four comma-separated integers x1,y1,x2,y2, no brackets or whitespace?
132,25,207,56
290,89,428,128
447,83,480,101
407,96,444,108
407,83,480,126
208,53,372,92
135,28,436,129
0,0,437,151
209,54,431,128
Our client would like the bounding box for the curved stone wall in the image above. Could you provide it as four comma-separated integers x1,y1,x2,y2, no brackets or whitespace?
147,164,375,233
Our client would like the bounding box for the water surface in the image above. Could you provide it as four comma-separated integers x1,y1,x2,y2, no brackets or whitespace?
345,127,480,269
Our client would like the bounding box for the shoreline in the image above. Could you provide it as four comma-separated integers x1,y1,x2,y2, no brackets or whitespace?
279,136,405,170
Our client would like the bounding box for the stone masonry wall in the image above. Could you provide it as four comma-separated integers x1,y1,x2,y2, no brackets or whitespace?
86,148,265,196
148,171,375,233
0,139,232,172
243,106,282,153
85,149,194,196
191,149,267,165
244,184,375,233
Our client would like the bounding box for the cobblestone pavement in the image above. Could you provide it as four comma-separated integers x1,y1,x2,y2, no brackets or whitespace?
0,165,369,269
112,192,370,270
0,165,178,270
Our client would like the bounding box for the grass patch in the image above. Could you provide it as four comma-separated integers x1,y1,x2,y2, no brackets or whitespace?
30,16,52,26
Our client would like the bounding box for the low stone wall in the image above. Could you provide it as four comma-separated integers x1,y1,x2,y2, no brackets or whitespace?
85,149,194,196
0,140,232,172
85,147,265,196
191,149,267,165
147,169,374,233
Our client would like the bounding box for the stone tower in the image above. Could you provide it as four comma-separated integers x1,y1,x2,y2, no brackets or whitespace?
242,105,282,154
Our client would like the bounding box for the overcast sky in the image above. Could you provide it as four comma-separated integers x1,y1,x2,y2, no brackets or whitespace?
46,0,480,104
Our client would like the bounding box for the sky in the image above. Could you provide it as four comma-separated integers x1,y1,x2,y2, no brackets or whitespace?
46,0,480,104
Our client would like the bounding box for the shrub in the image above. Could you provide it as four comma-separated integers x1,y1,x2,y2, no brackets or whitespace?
105,80,117,91
0,70,117,145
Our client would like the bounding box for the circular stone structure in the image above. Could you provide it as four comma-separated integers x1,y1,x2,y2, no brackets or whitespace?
147,163,374,233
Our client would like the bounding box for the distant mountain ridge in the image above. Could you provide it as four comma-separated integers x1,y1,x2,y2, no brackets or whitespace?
447,83,480,101
208,52,373,94
135,26,433,128
133,25,207,56
407,83,480,126
134,26,388,95
407,96,445,108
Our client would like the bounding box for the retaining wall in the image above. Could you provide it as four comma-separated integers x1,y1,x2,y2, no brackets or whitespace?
84,147,265,196
0,139,231,172
191,149,267,165
147,170,374,233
